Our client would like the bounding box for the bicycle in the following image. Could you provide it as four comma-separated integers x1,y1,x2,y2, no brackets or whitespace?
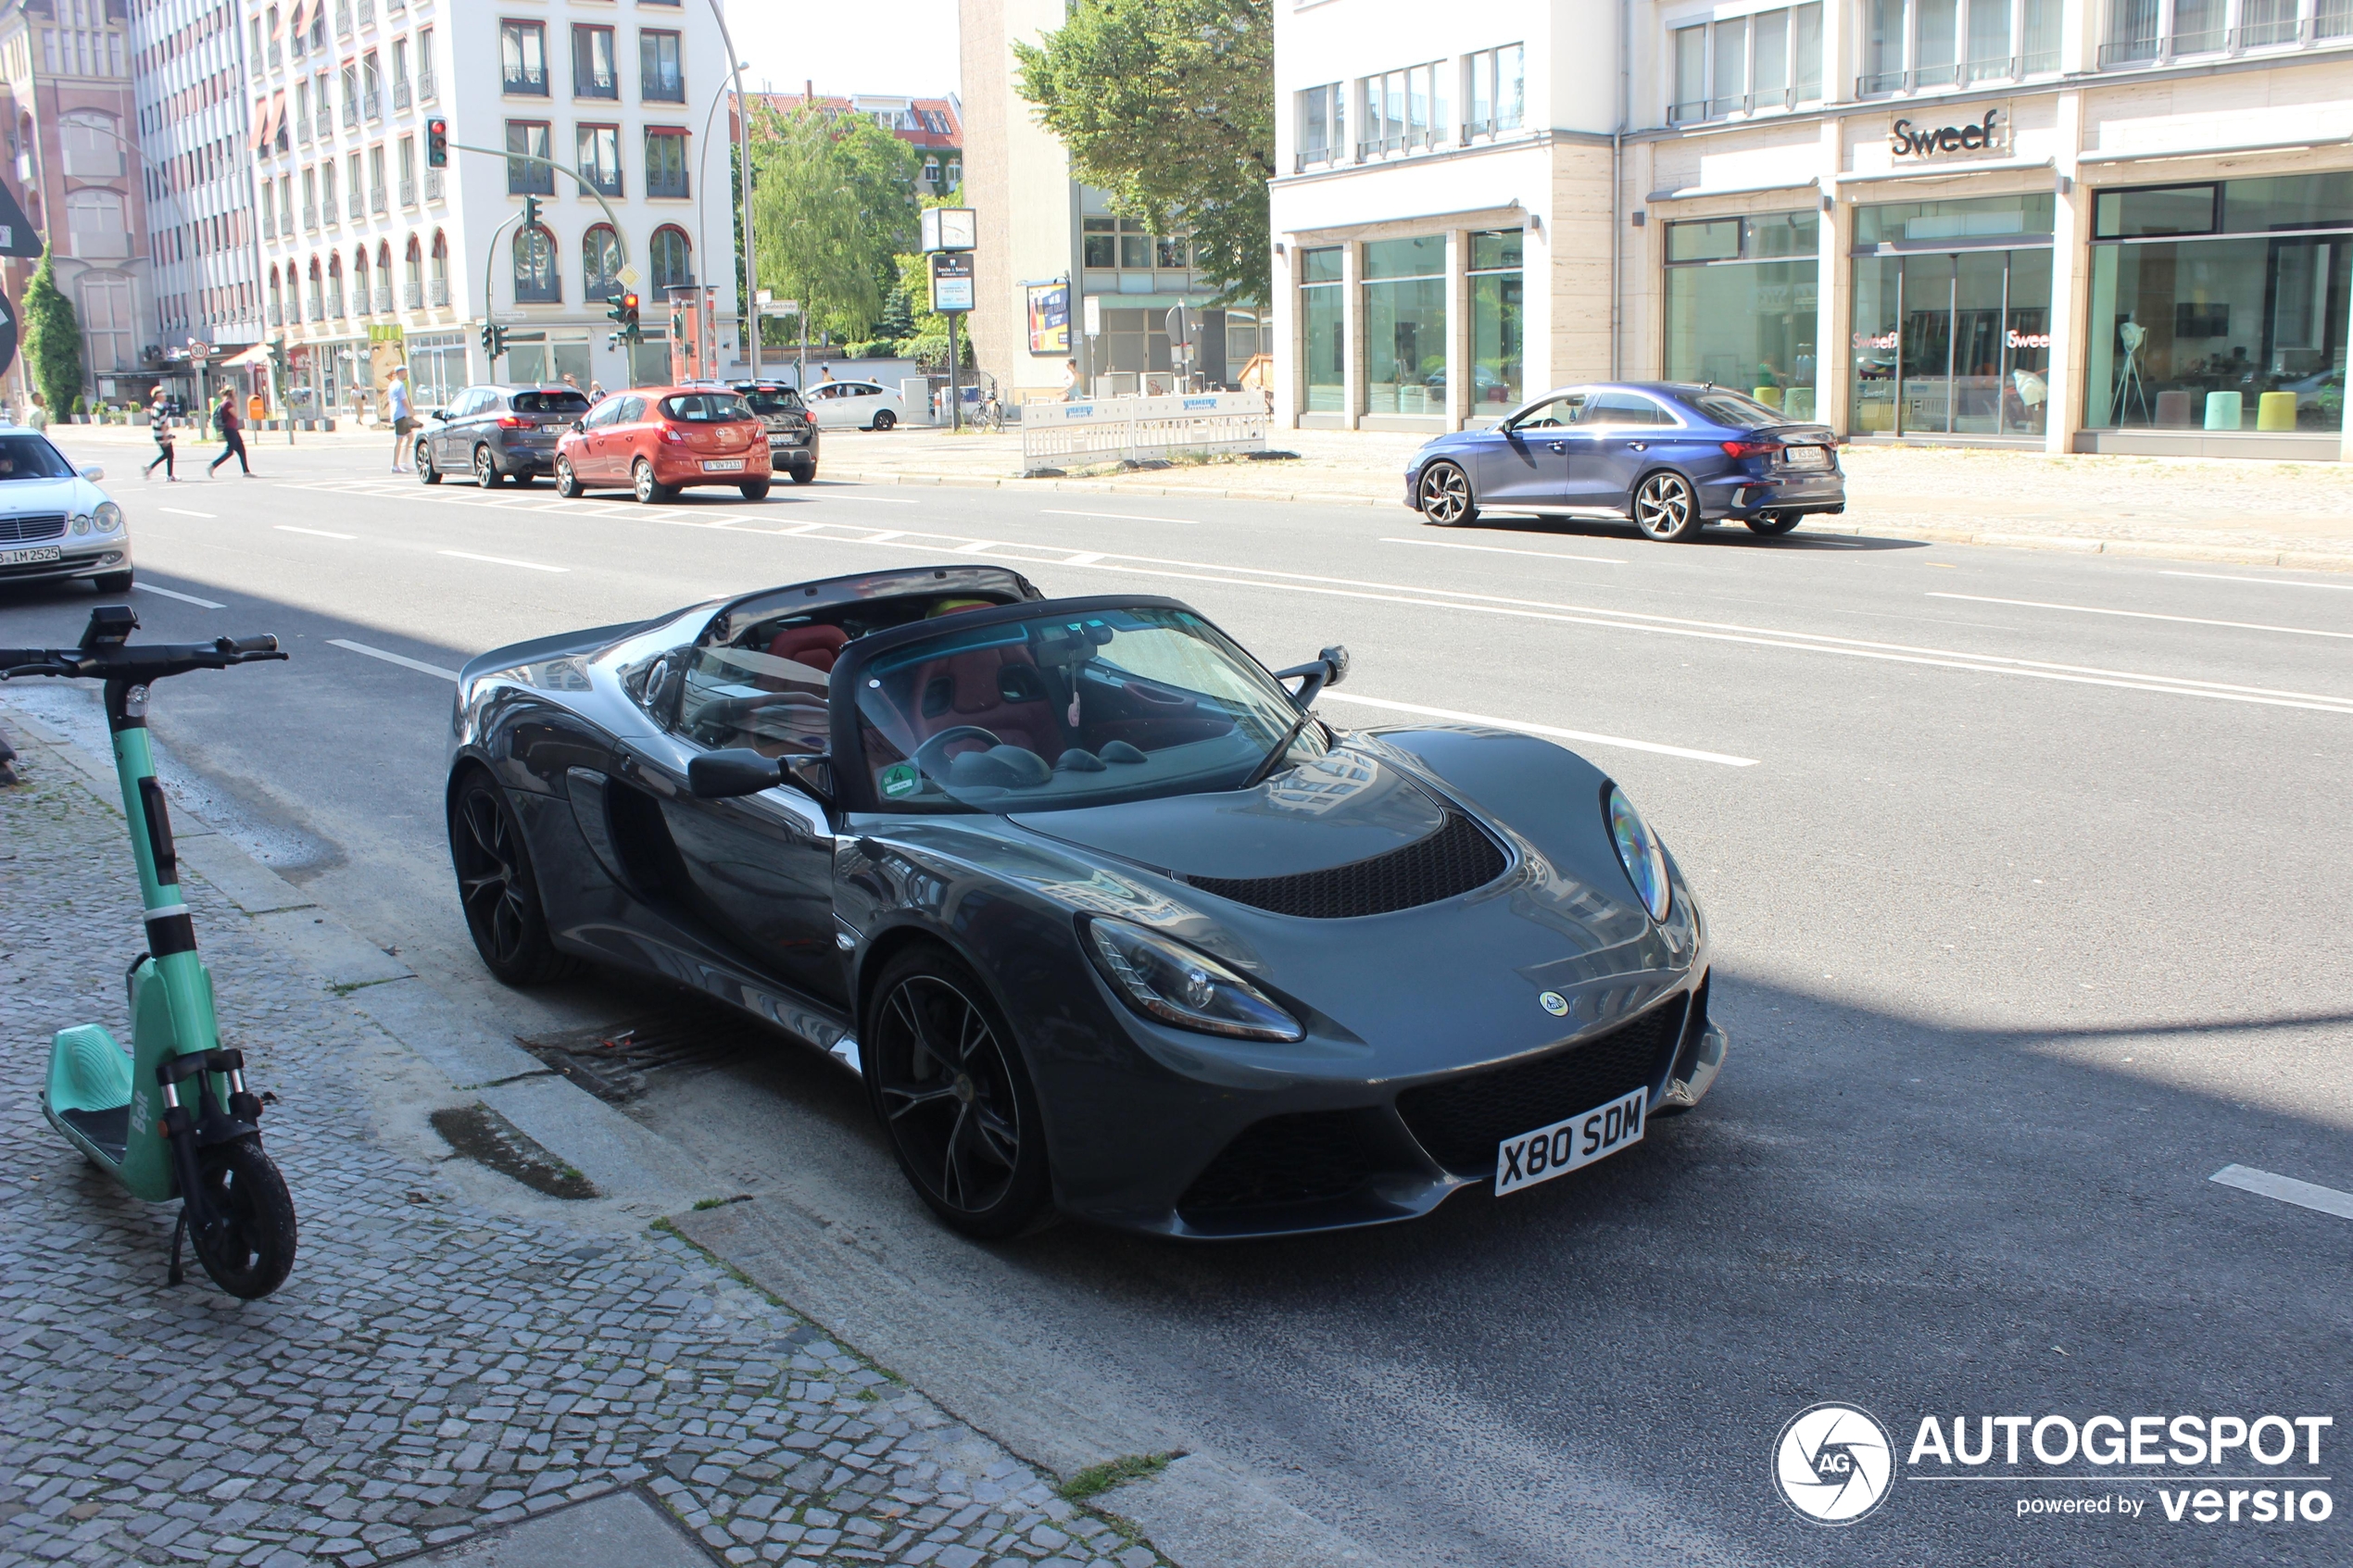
4,605,298,1298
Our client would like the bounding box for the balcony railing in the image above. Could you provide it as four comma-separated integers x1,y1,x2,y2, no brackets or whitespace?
399,178,416,207
514,278,561,304
428,277,449,306
268,302,282,325
363,94,382,123
297,111,312,144
393,79,410,110
372,286,392,313
425,168,444,200
335,1,352,38
343,101,359,128
348,188,364,220
358,0,374,25
268,41,281,67
504,67,547,95
418,69,436,102
303,204,318,231
371,184,387,214
403,282,422,308
315,107,332,138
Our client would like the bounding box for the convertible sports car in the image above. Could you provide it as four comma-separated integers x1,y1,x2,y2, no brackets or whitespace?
445,567,1727,1239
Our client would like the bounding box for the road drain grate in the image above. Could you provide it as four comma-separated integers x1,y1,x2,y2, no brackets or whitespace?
517,1004,773,1104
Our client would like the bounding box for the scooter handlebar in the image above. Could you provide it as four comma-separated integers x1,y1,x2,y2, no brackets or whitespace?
0,634,287,681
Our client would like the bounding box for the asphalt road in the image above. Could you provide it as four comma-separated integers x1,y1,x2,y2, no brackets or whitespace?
5,437,2348,1568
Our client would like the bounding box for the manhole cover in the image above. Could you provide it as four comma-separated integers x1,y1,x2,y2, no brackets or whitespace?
518,1002,774,1104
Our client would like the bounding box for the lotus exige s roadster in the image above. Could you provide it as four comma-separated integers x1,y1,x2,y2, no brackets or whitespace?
445,566,1727,1238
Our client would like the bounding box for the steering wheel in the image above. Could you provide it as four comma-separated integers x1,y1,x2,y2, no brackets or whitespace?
911,725,1002,777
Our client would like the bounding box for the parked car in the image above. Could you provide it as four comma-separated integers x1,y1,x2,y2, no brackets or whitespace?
553,386,774,503
803,378,904,431
415,384,595,488
0,431,132,594
727,381,820,484
1404,383,1846,542
443,565,1725,1240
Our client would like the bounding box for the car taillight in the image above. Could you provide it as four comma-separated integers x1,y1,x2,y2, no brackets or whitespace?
660,424,687,444
1721,439,1780,458
497,415,529,429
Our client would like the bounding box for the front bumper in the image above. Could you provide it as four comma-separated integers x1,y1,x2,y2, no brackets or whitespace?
0,543,132,586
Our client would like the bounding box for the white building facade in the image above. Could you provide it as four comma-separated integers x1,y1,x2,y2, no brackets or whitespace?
1271,0,2353,459
248,0,728,417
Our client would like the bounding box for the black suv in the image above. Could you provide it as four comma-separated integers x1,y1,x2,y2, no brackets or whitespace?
727,381,818,484
416,384,595,487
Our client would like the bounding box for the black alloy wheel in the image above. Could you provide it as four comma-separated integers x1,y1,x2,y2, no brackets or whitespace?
789,464,816,485
865,949,1051,1238
1746,510,1803,536
872,408,897,431
189,1137,297,1299
447,770,576,985
1632,470,1704,542
739,479,771,500
553,456,582,497
1417,461,1476,526
416,441,440,483
473,445,503,488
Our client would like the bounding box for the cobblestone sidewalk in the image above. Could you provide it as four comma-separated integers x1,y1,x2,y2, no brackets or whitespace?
0,722,1171,1568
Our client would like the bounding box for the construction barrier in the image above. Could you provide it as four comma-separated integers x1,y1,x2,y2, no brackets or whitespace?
1020,392,1268,476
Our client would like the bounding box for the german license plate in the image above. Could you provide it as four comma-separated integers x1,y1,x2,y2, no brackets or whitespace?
1494,1086,1647,1196
700,458,745,472
1784,445,1831,469
0,545,62,566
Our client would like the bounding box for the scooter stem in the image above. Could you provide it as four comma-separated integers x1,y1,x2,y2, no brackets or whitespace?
106,677,220,1064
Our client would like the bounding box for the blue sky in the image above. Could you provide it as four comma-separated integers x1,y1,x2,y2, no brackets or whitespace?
725,0,962,102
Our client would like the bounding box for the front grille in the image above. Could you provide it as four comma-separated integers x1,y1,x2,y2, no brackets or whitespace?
1178,1110,1381,1216
1396,997,1688,1173
1184,809,1505,919
0,514,66,543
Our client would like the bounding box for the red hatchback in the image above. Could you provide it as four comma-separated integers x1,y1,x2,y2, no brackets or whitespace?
554,386,774,503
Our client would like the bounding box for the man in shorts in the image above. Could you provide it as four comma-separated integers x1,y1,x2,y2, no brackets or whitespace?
387,365,415,471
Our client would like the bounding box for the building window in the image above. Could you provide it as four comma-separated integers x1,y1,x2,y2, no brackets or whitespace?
405,235,423,307
650,225,692,291
576,124,622,195
644,129,688,197
1362,236,1445,417
1665,211,1818,417
1850,194,2056,437
349,152,365,219
361,50,382,120
507,120,554,194
583,222,623,298
1356,62,1447,158
1866,0,2058,92
1671,6,1820,122
500,19,547,95
1466,231,1522,412
392,38,410,109
513,224,560,303
1463,45,1525,139
398,134,416,206
2084,175,2351,434
79,274,133,370
639,30,684,102
59,112,123,177
1299,245,1344,414
321,159,338,224
573,24,617,97
1297,82,1343,169
1082,216,1114,269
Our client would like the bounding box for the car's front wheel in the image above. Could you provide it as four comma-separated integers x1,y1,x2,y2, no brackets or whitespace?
1417,460,1477,526
1746,510,1803,536
416,441,440,483
864,947,1051,1239
447,769,578,987
553,456,582,497
872,408,897,432
789,463,816,485
472,445,503,488
1632,471,1704,542
738,479,771,500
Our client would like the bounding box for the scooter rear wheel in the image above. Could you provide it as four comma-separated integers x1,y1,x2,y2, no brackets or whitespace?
191,1137,297,1299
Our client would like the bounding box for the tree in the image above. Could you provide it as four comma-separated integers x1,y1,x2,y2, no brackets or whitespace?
749,103,923,346
1013,0,1273,306
21,245,84,417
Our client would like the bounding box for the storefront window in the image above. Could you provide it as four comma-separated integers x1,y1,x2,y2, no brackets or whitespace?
1300,245,1344,414
1466,230,1522,414
1362,236,1445,417
2085,176,2352,433
1666,211,1818,417
1851,194,2054,437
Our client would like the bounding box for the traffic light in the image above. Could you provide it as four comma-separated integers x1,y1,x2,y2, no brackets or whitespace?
606,290,640,345
480,320,507,359
425,118,447,168
521,194,541,231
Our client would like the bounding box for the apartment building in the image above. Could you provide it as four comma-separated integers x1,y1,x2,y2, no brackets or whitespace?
1272,0,2353,459
740,86,964,198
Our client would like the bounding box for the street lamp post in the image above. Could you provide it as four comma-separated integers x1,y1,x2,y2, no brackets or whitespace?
702,0,758,379
697,64,747,380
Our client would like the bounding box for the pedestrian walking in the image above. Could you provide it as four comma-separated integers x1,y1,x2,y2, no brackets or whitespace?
561,372,581,392
386,366,415,472
25,392,48,431
1061,358,1082,401
587,380,605,402
143,387,177,481
207,390,253,477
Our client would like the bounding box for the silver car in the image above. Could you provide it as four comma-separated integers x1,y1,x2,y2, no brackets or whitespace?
0,429,131,593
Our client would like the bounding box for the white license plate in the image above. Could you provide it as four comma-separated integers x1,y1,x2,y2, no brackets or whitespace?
1494,1086,1647,1197
0,545,62,566
1784,445,1831,470
700,458,745,472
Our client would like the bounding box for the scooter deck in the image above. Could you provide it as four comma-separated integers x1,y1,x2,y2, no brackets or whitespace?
57,1103,130,1162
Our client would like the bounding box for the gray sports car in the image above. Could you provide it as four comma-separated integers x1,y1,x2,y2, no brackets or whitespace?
446,566,1727,1239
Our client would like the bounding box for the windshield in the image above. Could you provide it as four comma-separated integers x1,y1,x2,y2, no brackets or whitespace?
0,433,76,481
740,388,804,415
855,605,1328,812
1688,389,1786,428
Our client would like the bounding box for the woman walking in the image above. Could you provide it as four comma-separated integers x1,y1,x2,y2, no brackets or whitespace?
207,389,253,477
144,387,178,481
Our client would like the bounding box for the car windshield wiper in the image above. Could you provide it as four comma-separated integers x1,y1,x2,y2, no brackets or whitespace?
1239,704,1316,790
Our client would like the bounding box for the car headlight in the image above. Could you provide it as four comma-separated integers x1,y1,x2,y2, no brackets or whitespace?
1605,784,1671,923
69,512,91,534
1082,917,1303,1042
93,501,122,534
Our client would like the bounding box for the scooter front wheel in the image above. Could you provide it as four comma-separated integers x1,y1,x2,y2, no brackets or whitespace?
191,1138,297,1299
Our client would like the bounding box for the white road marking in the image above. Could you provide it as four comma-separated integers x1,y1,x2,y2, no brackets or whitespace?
1380,536,1628,566
1321,693,1758,767
276,525,357,540
2210,1163,2353,1222
1041,508,1202,526
328,638,459,681
812,493,920,504
132,583,226,608
437,549,569,572
1930,592,2353,641
157,507,216,519
1064,551,1104,565
2160,570,2353,592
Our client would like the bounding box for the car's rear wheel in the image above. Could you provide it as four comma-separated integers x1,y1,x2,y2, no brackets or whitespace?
738,480,771,500
865,947,1051,1239
1746,510,1802,536
512,472,535,489
789,463,816,485
1632,471,1704,542
872,408,897,432
632,458,676,505
1417,460,1477,526
447,768,578,986
416,441,440,483
553,456,582,497
473,445,503,488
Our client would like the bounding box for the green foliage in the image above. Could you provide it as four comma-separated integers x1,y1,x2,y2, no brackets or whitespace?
749,103,923,345
1013,0,1273,305
1056,1451,1179,1502
21,247,84,417
891,251,950,371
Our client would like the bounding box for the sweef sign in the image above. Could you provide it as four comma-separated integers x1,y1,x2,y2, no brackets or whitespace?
1890,107,2010,159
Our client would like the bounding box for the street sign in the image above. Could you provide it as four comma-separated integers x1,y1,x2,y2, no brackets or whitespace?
1164,304,1196,349
929,251,975,313
0,293,16,383
1083,294,1101,337
0,178,41,258
617,264,641,287
921,207,976,254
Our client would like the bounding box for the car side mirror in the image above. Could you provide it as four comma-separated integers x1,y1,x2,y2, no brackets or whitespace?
78,465,105,482
1272,645,1349,705
1319,645,1349,689
785,754,835,805
689,748,785,798
572,420,585,433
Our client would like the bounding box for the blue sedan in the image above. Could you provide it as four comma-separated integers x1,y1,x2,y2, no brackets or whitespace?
1403,383,1846,543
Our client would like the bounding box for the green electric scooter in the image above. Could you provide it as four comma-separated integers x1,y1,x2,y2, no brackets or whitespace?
4,604,298,1299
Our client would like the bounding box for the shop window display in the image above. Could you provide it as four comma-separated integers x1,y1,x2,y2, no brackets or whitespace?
1300,246,1344,414
1850,195,2054,438
1362,237,1446,417
1466,231,1522,414
1666,211,1818,417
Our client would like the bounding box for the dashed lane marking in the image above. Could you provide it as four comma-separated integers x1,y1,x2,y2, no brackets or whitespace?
1320,693,1758,768
276,525,357,540
1041,508,1203,526
132,583,226,608
1929,591,2353,641
2210,1164,2353,1222
157,507,217,519
2159,570,2353,593
437,549,569,572
1378,536,1627,566
327,638,460,681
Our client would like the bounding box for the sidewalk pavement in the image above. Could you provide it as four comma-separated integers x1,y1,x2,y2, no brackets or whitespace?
0,708,1176,1568
817,426,2353,572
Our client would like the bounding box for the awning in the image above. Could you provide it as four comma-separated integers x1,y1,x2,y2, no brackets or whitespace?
249,97,272,150
223,344,274,368
283,0,307,39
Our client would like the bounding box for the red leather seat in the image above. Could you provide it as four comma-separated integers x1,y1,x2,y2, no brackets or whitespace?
907,645,1060,757
767,623,848,673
